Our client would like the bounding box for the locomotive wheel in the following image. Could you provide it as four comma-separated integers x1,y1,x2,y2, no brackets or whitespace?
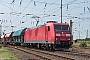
41,44,45,50
39,44,41,49
44,44,49,50
37,43,39,49
49,44,54,51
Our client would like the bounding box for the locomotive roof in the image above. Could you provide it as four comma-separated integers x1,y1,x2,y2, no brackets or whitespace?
54,23,69,25
27,22,69,30
28,24,46,30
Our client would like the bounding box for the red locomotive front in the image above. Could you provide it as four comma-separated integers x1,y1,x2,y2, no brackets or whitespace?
24,21,73,50
53,23,73,49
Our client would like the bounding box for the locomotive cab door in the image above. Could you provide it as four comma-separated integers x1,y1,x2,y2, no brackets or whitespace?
45,26,50,41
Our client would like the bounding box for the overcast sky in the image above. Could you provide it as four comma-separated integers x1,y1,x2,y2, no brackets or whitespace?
0,0,90,40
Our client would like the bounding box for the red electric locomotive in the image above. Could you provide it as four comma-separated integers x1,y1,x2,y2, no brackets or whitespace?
24,21,73,50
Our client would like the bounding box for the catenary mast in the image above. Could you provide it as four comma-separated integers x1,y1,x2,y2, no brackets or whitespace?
61,0,62,23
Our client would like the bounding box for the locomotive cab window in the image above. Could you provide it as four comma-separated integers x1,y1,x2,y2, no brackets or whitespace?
48,26,50,31
62,26,69,31
54,25,69,31
54,25,61,30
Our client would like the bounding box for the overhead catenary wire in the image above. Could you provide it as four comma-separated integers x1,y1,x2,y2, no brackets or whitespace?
0,0,33,32
13,0,84,27
11,0,33,24
62,0,88,20
11,0,48,26
0,0,33,24
1,0,87,24
0,0,90,33
39,0,78,20
1,0,79,25
14,0,59,27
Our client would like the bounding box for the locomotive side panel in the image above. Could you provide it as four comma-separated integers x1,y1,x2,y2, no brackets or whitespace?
24,27,50,43
46,24,55,44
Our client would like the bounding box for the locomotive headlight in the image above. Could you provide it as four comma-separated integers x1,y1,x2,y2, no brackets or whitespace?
67,38,70,40
66,34,70,36
56,38,58,40
56,33,60,36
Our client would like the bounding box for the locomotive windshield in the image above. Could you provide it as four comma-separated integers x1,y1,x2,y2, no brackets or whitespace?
54,25,69,31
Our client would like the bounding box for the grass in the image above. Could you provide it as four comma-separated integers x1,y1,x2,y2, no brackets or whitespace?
72,42,80,46
0,46,18,60
86,42,90,46
72,42,90,47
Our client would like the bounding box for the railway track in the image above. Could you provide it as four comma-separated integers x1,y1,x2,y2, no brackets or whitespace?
1,44,90,60
7,45,75,60
70,49,90,58
21,47,90,60
55,51,90,60
28,48,90,60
